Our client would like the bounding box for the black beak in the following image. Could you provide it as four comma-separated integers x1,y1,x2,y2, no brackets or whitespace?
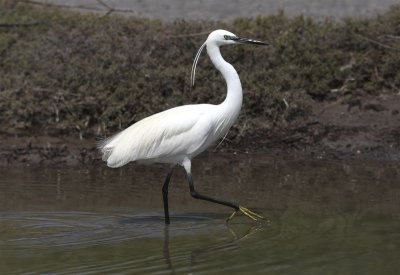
236,37,268,46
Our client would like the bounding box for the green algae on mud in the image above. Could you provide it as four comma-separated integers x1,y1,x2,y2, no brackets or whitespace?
0,1,399,163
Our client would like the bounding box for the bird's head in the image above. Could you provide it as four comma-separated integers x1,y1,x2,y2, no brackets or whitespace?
191,29,267,86
206,29,268,47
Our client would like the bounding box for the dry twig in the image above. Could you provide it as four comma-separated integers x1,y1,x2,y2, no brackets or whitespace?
0,22,38,27
356,33,400,51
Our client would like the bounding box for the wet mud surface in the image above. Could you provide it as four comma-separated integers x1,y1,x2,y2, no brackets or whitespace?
1,92,399,166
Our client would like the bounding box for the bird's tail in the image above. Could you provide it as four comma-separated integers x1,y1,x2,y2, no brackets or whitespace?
97,138,113,162
97,132,122,163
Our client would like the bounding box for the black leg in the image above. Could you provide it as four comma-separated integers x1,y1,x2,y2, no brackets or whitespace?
187,172,239,211
162,168,175,225
181,159,264,222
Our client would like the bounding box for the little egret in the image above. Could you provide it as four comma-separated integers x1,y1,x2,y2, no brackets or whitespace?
99,29,267,224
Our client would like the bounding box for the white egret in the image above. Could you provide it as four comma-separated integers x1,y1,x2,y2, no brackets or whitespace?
99,29,267,224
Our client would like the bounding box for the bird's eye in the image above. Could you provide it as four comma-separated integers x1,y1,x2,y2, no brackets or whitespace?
224,35,229,40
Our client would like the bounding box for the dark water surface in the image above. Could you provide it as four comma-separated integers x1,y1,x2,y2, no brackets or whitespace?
1,154,400,274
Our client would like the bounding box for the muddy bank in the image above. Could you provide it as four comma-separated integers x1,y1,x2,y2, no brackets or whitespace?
0,2,399,165
3,91,399,166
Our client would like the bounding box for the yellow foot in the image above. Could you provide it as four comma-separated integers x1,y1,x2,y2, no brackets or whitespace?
227,205,265,222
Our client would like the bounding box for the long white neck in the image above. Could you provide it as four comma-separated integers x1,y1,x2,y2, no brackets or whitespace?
206,43,243,113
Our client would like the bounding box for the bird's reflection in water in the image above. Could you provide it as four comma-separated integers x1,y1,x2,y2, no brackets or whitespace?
226,221,269,241
163,226,175,273
162,220,270,273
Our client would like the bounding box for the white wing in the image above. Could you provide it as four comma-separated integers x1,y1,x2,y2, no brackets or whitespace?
98,104,215,168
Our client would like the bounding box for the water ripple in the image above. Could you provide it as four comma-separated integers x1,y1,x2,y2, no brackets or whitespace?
0,211,226,250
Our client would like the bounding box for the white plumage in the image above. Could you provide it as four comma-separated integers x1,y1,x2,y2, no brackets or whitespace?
98,29,267,223
99,30,244,168
99,103,234,168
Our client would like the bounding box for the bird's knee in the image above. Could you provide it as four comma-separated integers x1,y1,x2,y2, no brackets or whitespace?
190,191,200,199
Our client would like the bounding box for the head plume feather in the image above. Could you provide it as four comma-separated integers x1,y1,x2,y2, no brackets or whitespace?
190,41,206,87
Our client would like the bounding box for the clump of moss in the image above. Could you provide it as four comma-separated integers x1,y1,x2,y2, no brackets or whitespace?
0,1,399,142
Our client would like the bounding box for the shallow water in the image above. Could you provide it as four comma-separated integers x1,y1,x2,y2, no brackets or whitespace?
1,154,400,274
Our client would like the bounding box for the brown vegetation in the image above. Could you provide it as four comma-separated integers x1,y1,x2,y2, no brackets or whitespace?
0,1,399,164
